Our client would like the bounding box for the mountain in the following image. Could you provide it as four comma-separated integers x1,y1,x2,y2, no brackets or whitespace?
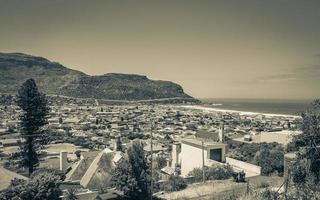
0,53,197,102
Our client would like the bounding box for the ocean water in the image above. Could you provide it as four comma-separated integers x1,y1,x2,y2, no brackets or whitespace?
201,98,314,115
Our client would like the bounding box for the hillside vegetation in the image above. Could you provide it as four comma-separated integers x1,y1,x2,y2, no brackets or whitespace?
0,53,197,102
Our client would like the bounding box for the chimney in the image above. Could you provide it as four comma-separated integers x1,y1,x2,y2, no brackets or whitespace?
171,143,181,168
219,122,225,143
60,151,68,172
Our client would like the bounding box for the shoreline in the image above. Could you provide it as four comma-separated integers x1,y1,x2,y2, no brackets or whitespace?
177,105,301,118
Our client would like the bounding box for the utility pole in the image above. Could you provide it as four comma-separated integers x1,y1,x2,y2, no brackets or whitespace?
202,140,205,183
150,122,153,200
284,169,290,200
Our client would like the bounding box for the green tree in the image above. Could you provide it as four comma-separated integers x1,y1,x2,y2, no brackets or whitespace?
116,136,122,152
155,156,167,170
254,147,284,176
291,99,320,197
0,169,62,200
112,142,151,200
17,79,49,175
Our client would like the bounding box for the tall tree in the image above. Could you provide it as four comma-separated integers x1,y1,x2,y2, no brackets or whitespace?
112,142,151,200
17,79,49,175
291,99,320,198
116,136,123,152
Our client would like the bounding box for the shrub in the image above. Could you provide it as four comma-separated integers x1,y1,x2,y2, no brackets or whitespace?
207,164,234,180
257,181,270,188
254,147,284,176
187,164,234,182
163,175,187,192
0,169,62,200
187,167,204,182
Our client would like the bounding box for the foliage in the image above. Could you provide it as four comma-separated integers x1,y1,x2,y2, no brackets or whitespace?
65,188,78,200
256,181,270,188
16,79,50,175
65,137,95,149
232,171,246,182
155,156,167,170
0,53,197,102
111,142,151,200
75,150,81,159
31,168,65,180
259,189,281,200
127,132,150,140
187,164,234,182
111,159,137,198
7,126,16,133
286,141,298,152
254,146,284,175
187,167,204,182
290,100,320,198
228,141,281,163
0,169,62,200
239,188,281,200
228,141,284,176
116,137,123,151
163,175,187,192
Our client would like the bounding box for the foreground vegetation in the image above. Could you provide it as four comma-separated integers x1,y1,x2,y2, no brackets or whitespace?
0,169,63,200
227,141,284,176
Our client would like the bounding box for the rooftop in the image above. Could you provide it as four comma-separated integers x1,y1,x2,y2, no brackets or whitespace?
181,138,225,149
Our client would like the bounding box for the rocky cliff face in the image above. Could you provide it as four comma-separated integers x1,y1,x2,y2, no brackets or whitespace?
0,53,197,102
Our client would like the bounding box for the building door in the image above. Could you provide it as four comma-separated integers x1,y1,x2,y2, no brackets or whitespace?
210,149,222,162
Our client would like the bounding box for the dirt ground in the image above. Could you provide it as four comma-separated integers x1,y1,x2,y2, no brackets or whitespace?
157,176,284,200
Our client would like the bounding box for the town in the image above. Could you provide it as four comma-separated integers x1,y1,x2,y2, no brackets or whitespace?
0,91,306,200
1,0,320,199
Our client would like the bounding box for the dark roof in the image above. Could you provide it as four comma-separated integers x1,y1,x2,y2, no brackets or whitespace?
196,130,219,141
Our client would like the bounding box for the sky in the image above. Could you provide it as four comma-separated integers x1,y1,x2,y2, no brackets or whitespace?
0,0,320,99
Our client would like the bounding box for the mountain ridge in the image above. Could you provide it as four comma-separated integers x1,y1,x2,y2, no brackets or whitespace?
0,52,198,102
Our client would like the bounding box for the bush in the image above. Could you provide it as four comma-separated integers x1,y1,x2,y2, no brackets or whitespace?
239,189,281,200
163,175,187,192
232,171,246,182
207,164,234,180
0,169,62,200
187,167,204,182
228,142,283,164
228,141,284,176
257,181,270,188
187,164,234,182
254,147,284,176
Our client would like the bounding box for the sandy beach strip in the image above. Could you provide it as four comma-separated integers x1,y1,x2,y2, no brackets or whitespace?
176,105,300,118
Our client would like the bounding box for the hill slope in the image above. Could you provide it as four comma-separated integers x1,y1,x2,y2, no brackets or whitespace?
0,53,197,102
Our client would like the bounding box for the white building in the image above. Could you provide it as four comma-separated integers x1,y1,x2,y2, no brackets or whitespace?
179,138,226,176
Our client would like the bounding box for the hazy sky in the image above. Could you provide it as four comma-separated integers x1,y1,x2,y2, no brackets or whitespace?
1,0,320,99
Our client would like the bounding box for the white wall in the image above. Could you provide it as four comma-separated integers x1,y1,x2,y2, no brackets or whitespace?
226,157,261,177
180,143,208,177
60,151,68,172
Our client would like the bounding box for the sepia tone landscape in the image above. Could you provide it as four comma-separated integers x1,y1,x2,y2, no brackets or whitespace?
0,1,319,200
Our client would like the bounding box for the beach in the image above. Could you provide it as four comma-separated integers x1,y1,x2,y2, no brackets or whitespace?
178,105,301,118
